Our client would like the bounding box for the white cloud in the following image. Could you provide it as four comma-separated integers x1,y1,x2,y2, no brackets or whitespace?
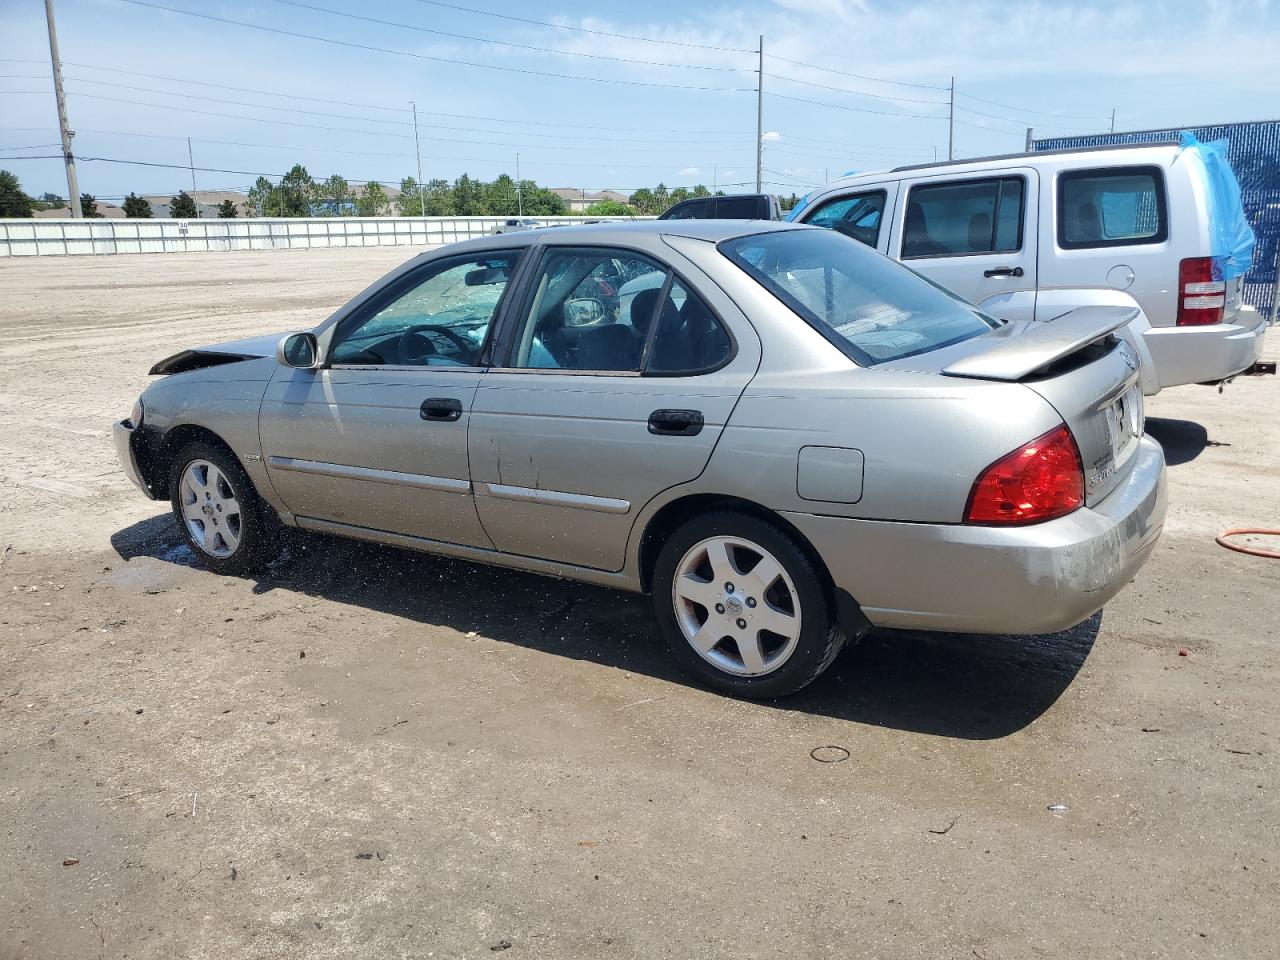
678,166,700,176
762,131,781,142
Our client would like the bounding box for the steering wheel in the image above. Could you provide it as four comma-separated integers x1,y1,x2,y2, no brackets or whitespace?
399,324,474,364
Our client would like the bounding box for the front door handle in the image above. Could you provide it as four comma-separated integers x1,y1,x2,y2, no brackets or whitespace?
983,266,1025,278
420,397,463,422
648,409,704,437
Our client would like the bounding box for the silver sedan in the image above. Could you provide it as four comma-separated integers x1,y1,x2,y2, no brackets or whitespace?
115,221,1166,696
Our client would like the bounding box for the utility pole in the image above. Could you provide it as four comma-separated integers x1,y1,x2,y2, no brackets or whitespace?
1110,108,1116,134
713,163,717,194
516,153,522,216
947,76,955,161
44,0,81,218
1025,127,1034,152
409,100,425,217
755,35,764,193
187,136,196,190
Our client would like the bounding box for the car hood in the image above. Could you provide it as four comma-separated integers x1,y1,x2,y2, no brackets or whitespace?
149,332,285,375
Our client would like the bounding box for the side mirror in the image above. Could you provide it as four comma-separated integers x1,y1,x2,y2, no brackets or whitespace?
276,332,320,369
564,297,606,327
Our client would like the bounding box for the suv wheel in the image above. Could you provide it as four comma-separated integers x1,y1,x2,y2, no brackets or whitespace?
169,440,277,575
652,511,845,697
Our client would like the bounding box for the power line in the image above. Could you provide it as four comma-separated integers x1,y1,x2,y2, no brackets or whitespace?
956,91,1105,122
58,76,752,145
764,91,943,121
408,0,756,54
764,53,948,91
116,1,753,93
268,0,746,73
764,71,949,106
27,60,750,137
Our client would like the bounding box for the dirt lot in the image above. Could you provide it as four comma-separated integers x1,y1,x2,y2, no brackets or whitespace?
2,247,1278,960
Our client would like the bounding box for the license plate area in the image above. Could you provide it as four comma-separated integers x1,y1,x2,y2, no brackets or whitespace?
1106,383,1143,462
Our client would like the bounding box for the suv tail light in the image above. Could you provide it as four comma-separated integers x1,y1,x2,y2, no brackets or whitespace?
1176,257,1225,326
965,424,1084,525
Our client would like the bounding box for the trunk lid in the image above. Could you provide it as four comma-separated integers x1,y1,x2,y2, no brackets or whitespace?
880,306,1145,505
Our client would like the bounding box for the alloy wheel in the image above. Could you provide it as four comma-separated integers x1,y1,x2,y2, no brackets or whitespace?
179,459,242,558
671,535,802,677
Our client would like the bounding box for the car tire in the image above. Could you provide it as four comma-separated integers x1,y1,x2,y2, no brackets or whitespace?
652,510,846,698
168,439,278,575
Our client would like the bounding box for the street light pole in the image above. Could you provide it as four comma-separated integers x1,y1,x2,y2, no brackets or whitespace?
410,100,425,217
948,76,955,161
44,0,81,218
516,153,523,216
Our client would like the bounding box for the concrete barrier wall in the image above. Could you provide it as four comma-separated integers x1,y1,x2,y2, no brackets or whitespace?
0,216,652,257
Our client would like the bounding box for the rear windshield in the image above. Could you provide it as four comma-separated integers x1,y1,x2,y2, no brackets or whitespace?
720,229,997,365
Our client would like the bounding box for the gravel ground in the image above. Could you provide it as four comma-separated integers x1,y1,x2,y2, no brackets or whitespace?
1,247,1278,960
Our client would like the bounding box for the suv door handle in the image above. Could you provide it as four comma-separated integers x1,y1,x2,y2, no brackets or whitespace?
983,266,1025,278
648,409,704,437
420,397,463,422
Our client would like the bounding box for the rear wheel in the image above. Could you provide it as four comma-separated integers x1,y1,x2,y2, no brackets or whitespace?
652,511,845,697
168,440,277,575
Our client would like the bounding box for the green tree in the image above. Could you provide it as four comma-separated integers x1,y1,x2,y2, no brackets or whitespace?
217,199,238,218
452,174,485,215
669,187,691,205
422,178,454,215
396,176,425,216
278,164,315,216
628,187,656,215
652,183,670,212
485,173,519,216
122,193,152,218
356,182,388,216
584,199,634,217
315,174,351,215
519,181,566,216
169,191,198,218
0,170,34,217
691,184,710,199
80,193,102,218
248,176,275,216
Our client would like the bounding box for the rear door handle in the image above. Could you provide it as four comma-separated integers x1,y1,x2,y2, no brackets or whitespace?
648,409,704,437
420,397,463,422
983,266,1025,278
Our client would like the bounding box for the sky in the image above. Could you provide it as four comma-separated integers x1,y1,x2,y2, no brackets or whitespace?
3,0,1279,204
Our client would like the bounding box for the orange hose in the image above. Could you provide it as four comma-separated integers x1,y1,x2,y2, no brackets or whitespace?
1216,528,1280,559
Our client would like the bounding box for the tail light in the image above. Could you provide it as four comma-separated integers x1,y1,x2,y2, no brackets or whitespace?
965,424,1084,525
1176,257,1225,326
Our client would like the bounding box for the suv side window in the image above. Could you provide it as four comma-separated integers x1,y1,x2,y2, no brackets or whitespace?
805,190,887,247
902,177,1024,259
330,251,519,367
715,196,763,218
664,198,710,220
1058,166,1168,248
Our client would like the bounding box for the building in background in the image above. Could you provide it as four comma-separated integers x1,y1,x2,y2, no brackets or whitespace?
1032,120,1280,319
550,188,631,213
143,191,251,219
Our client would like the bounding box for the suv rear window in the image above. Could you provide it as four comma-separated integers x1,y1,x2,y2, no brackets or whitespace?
720,229,996,365
1058,166,1167,248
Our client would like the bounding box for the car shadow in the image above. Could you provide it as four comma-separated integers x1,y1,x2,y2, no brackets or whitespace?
1145,417,1214,466
111,516,1098,741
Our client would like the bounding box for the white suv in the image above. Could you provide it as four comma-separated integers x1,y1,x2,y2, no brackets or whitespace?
791,143,1267,395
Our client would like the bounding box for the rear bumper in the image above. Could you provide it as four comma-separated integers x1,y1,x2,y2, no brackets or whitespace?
114,419,159,499
1143,307,1267,389
782,435,1166,635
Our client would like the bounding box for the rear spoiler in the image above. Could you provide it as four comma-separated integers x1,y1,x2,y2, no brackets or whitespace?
942,306,1137,382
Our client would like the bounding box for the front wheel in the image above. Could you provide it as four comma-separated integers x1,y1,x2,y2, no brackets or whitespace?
169,440,278,575
652,511,846,698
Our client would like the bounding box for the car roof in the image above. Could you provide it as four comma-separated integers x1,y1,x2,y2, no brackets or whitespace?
823,141,1183,189
421,218,805,256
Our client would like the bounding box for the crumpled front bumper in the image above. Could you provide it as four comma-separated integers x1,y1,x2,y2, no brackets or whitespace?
114,418,158,499
783,435,1167,635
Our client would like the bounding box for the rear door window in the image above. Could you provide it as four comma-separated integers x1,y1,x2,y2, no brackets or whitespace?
804,190,887,247
902,177,1025,259
1058,166,1168,248
714,196,764,218
664,199,710,220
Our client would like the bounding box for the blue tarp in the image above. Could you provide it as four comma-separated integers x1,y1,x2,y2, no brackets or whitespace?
1178,132,1256,280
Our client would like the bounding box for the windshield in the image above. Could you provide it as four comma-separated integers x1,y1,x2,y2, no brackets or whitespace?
719,228,997,365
